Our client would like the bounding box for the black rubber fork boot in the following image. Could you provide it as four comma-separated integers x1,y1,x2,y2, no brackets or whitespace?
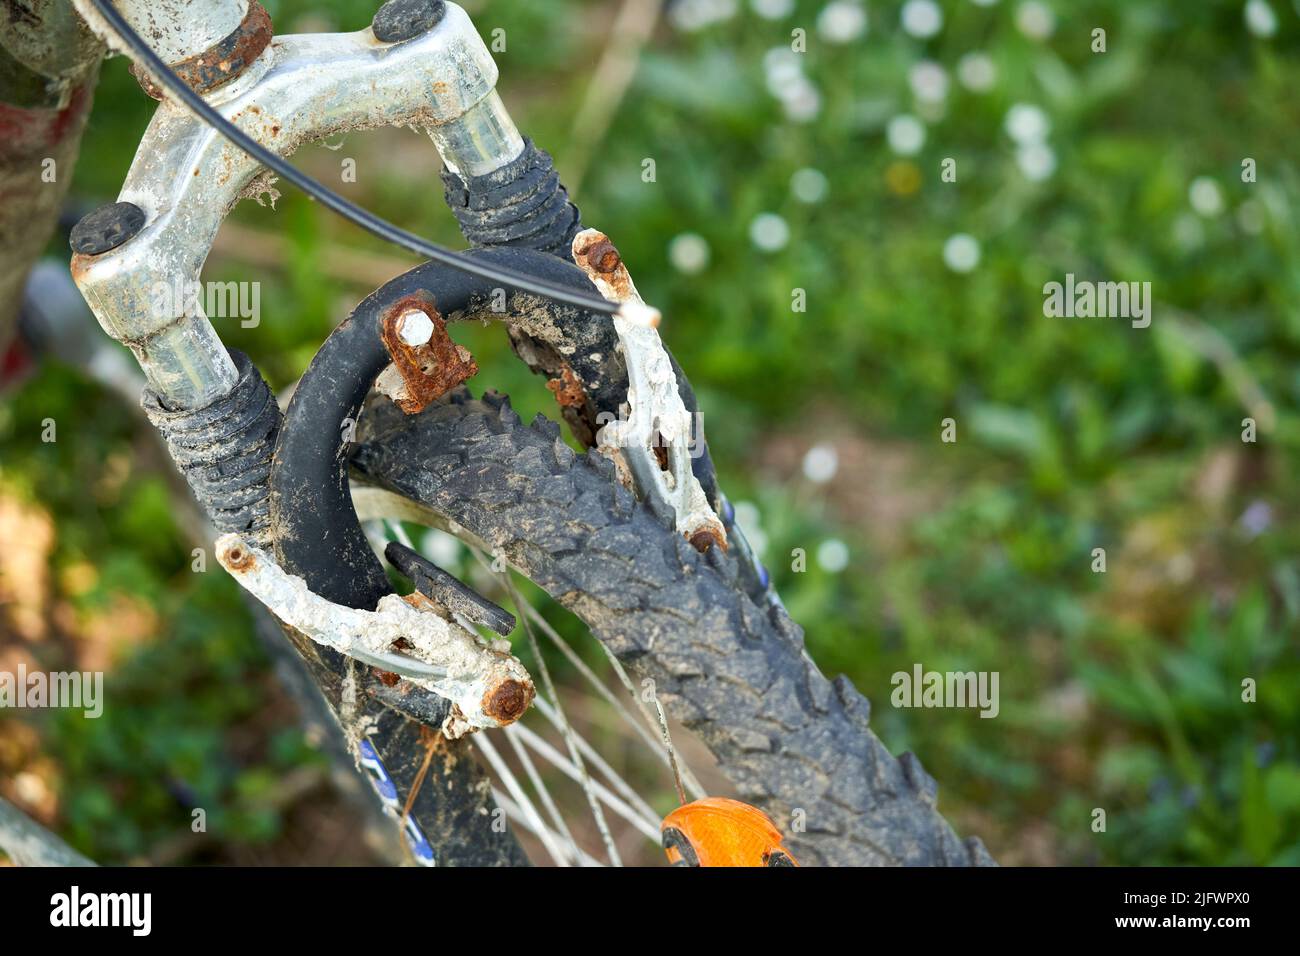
441,139,582,257
141,349,279,544
440,139,607,444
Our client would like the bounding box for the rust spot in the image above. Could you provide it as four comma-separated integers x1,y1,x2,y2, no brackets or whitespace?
223,543,256,572
482,678,533,725
379,293,478,414
545,365,587,409
376,669,401,686
573,229,637,301
652,435,669,471
400,594,437,615
688,523,729,554
132,2,274,100
584,238,622,274
69,254,90,284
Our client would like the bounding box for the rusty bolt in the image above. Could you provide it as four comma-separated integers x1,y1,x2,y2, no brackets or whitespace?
70,202,146,256
222,542,256,572
397,308,434,347
585,238,622,274
482,678,532,725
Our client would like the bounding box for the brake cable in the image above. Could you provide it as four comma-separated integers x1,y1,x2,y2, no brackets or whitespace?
86,0,645,322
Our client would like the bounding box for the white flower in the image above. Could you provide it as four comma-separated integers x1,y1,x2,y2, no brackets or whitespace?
901,0,944,38
1244,0,1278,37
909,60,950,103
1017,142,1057,181
943,233,981,273
1172,213,1205,250
957,52,997,92
817,539,850,573
668,233,711,274
13,771,49,806
817,1,868,43
751,0,796,20
421,529,462,568
1239,500,1273,537
734,501,761,531
1189,176,1225,217
887,114,926,155
1004,103,1050,144
1015,1,1055,40
780,79,823,122
791,167,830,203
1236,200,1265,234
670,0,740,32
733,501,768,557
802,444,839,483
764,46,805,94
750,213,791,252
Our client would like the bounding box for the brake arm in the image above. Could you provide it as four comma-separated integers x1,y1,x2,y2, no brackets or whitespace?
215,533,533,738
571,229,727,552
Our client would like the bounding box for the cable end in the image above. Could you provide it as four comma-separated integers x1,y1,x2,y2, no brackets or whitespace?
617,300,661,330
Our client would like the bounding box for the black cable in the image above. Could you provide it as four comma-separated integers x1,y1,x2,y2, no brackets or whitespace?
88,0,621,317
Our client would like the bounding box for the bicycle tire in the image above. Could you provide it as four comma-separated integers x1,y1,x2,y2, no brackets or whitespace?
354,389,995,867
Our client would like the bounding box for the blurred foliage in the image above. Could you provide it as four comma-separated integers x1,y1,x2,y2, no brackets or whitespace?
2,0,1300,865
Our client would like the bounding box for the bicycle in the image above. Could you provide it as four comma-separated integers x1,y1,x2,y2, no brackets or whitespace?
10,0,992,867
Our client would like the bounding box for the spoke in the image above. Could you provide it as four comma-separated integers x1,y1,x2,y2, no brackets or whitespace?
501,572,624,866
530,695,661,827
646,686,688,806
509,721,661,842
378,515,692,862
385,519,416,550
502,724,584,864
464,541,703,802
598,637,701,803
491,790,606,867
519,601,706,801
362,518,392,558
474,732,571,867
